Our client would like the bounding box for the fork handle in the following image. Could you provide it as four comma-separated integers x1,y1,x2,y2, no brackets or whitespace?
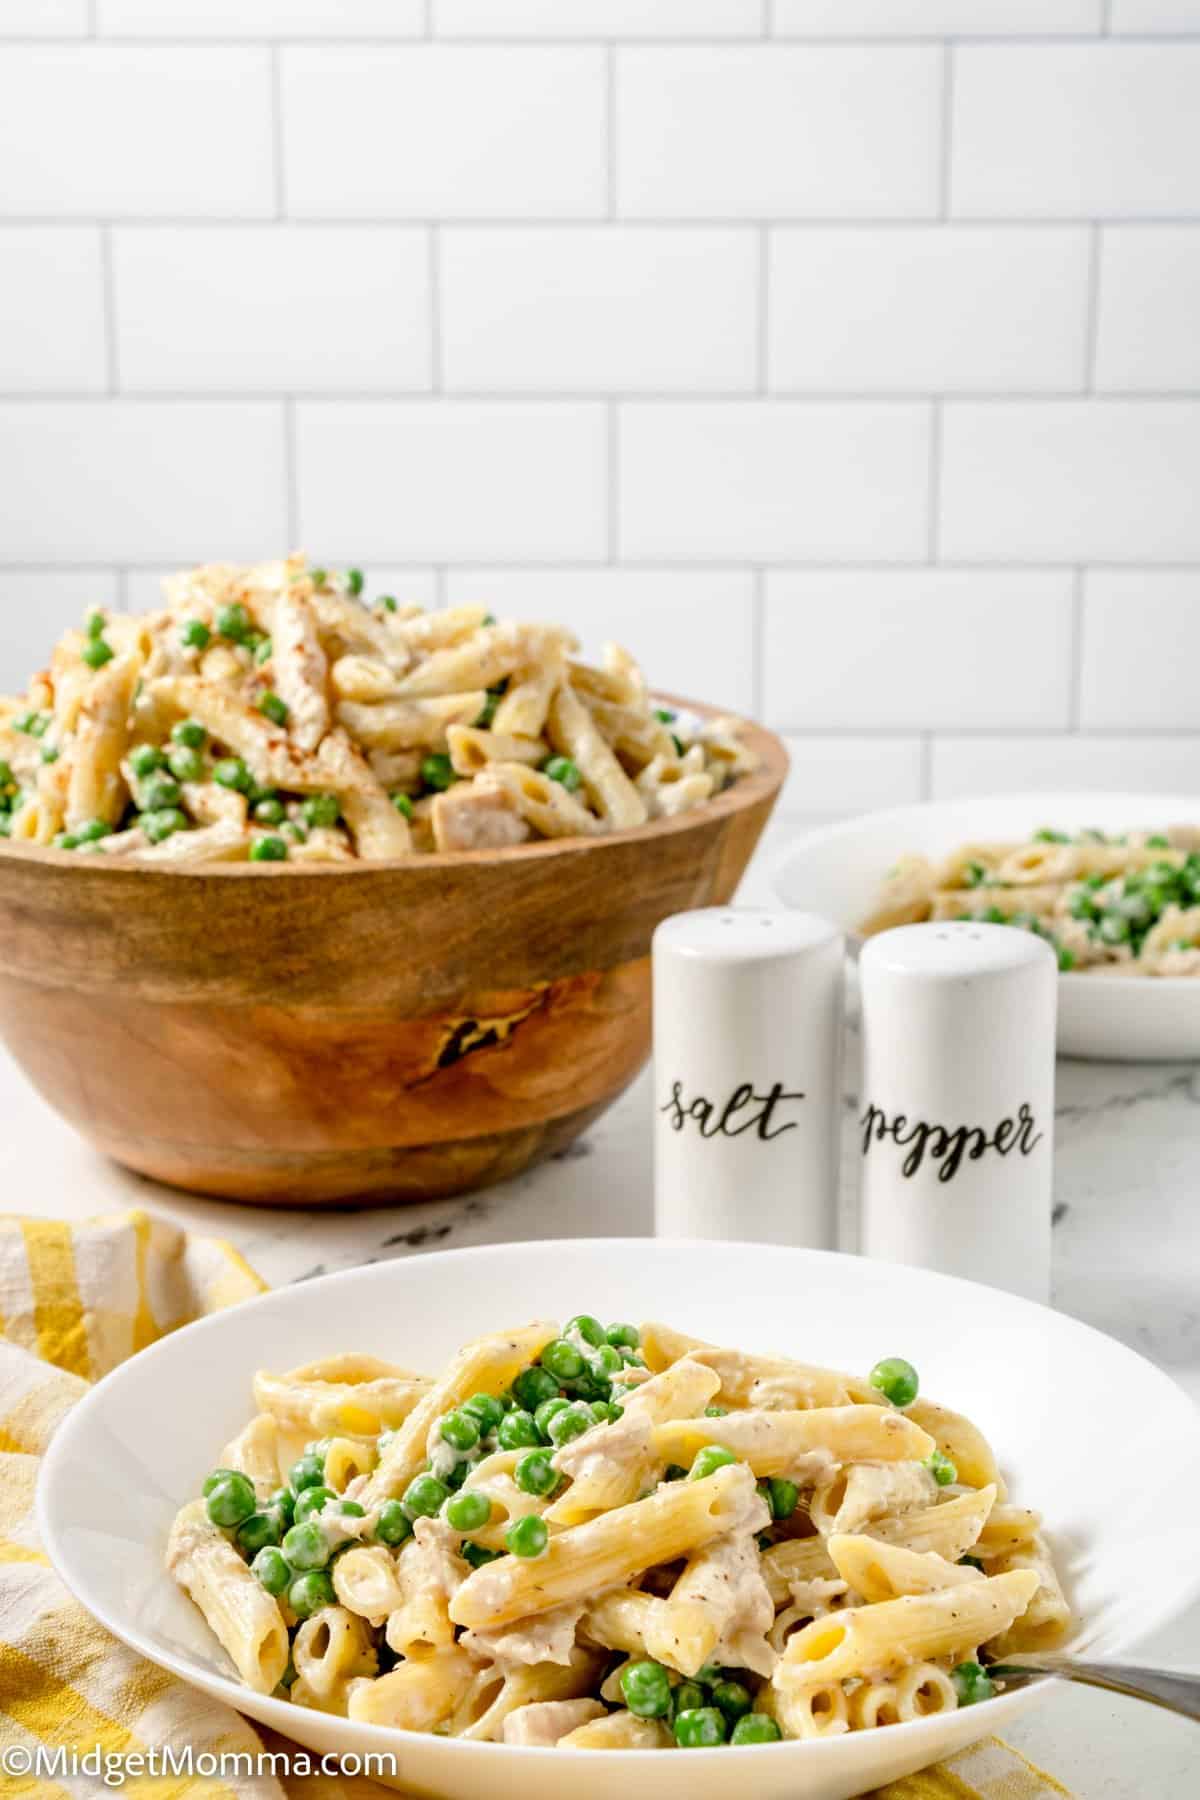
989,1658,1200,1723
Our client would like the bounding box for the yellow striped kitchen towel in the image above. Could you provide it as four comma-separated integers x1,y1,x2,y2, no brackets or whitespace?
0,1207,1071,1799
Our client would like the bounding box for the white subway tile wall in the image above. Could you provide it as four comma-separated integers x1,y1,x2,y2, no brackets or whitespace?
1,13,1197,814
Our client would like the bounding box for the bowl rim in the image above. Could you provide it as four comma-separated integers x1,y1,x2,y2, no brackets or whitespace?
0,700,786,880
36,1236,1200,1766
771,789,1200,993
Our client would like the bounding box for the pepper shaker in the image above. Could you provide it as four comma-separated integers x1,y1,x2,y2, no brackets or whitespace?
653,908,845,1246
858,921,1057,1303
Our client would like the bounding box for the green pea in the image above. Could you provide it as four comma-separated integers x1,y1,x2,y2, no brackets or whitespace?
590,1400,622,1424
288,1452,326,1493
213,757,252,793
141,807,188,845
346,568,365,597
962,860,987,888
82,638,114,669
40,744,59,764
293,1485,336,1524
1098,912,1131,945
251,1545,292,1595
129,743,164,778
497,1408,540,1450
266,1486,295,1527
926,1450,957,1487
514,1450,559,1497
534,1396,570,1439
542,755,582,793
564,1313,605,1348
289,1569,336,1619
373,1500,413,1547
171,719,206,750
165,745,204,783
588,1344,623,1381
672,1681,706,1718
237,1509,286,1555
460,1392,505,1435
282,1519,332,1571
767,1478,799,1520
540,1338,586,1383
76,818,111,843
252,796,286,825
1146,834,1170,848
654,707,676,724
216,602,251,642
391,792,414,820
869,1357,919,1408
420,752,457,792
141,775,182,810
704,1405,728,1418
547,1402,593,1447
694,1663,725,1686
205,1472,257,1529
444,1489,491,1532
258,691,289,728
26,711,48,738
620,1659,673,1719
730,1714,781,1746
54,832,79,851
202,1468,243,1498
440,1410,480,1453
302,793,340,830
310,567,327,587
711,1679,753,1724
402,1473,450,1520
506,1513,548,1558
512,1365,560,1412
951,1660,995,1706
1057,947,1076,972
180,618,211,650
1068,889,1099,920
462,1540,501,1569
688,1446,737,1481
83,607,105,639
377,594,397,614
674,1706,727,1748
605,1323,639,1349
1033,827,1069,844
250,834,288,862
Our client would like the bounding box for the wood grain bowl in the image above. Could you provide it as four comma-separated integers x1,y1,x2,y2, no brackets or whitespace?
0,705,787,1206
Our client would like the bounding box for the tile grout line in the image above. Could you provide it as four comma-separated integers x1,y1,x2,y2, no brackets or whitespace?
270,47,287,219
284,398,300,551
21,30,1200,46
1069,570,1086,731
1084,224,1104,389
605,45,617,220
757,227,770,394
428,227,444,391
938,42,955,220
927,401,943,563
9,214,1200,229
99,225,119,394
607,404,619,564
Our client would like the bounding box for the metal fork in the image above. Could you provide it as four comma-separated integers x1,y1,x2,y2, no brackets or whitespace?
988,1659,1200,1722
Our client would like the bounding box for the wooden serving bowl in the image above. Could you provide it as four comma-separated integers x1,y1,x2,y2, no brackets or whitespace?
0,707,786,1206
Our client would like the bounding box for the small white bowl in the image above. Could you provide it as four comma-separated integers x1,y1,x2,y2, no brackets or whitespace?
772,792,1200,1061
37,1239,1200,1800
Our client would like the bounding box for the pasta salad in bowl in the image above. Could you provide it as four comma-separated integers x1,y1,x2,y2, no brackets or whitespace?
167,1317,1065,1751
0,554,754,864
37,1240,1200,1800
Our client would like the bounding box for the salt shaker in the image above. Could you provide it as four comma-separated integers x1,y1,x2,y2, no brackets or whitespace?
858,921,1057,1303
652,908,844,1246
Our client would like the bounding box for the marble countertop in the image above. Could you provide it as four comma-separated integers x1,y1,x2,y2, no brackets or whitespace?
8,822,1200,1796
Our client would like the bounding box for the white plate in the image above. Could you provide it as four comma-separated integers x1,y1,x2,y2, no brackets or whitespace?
771,792,1200,1061
37,1239,1200,1799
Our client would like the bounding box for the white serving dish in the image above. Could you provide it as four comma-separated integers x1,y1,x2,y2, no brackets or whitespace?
37,1238,1200,1800
772,792,1200,1061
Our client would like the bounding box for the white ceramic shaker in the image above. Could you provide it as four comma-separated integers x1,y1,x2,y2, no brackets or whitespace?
652,908,845,1246
858,920,1057,1303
